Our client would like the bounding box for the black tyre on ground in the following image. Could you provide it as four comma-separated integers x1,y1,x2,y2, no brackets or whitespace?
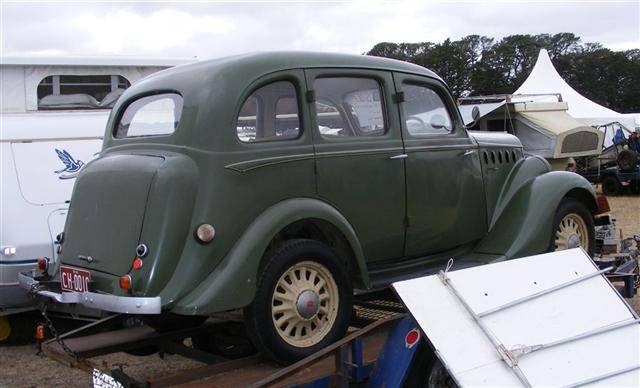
601,176,622,196
244,239,353,364
549,198,595,256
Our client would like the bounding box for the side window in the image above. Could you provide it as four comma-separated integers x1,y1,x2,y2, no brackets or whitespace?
401,84,453,136
313,77,386,138
37,75,131,110
236,81,300,143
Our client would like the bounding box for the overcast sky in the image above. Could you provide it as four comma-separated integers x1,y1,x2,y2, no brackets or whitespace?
1,1,638,60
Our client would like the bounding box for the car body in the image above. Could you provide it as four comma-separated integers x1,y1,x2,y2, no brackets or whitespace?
21,52,602,362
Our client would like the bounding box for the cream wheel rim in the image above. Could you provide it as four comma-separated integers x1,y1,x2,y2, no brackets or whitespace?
555,213,589,251
271,260,339,347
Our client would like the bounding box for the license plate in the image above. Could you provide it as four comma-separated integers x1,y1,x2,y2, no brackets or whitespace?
60,266,91,292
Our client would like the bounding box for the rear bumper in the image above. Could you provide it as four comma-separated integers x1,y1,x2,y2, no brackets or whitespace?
18,271,161,314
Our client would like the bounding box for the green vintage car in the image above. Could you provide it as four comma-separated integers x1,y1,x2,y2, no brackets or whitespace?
21,52,607,363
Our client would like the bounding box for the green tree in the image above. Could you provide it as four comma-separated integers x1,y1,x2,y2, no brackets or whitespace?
365,33,640,112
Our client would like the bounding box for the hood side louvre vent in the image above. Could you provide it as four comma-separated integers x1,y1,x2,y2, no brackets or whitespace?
482,149,521,167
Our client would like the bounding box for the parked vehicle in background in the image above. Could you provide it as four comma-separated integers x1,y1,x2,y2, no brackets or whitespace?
575,121,640,195
458,94,604,171
20,52,609,363
0,56,187,342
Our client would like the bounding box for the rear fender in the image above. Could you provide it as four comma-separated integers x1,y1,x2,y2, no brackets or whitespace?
475,169,596,259
172,198,367,315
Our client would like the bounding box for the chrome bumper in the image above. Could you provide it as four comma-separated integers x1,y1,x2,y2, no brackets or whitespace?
18,271,161,314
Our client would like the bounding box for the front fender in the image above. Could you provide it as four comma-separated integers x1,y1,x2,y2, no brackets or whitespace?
474,170,596,260
172,198,367,315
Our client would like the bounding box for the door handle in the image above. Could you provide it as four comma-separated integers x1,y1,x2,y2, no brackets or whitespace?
463,150,474,156
389,154,408,160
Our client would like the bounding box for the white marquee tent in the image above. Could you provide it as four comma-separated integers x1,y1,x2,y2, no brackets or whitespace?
514,49,639,133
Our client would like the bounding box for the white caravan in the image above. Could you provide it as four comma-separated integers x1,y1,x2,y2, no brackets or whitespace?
0,57,188,315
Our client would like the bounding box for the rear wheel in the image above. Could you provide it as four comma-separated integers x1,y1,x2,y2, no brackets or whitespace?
245,239,352,364
550,198,595,256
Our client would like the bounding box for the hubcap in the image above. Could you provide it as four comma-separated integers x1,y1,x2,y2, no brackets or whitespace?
296,290,320,319
555,213,589,251
271,260,339,348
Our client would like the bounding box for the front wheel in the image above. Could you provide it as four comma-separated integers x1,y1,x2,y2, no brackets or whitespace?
244,239,352,364
550,198,595,256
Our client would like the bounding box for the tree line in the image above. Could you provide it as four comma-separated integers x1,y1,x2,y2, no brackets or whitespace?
366,33,640,113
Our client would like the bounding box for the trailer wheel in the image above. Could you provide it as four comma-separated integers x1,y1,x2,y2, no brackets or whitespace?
602,176,622,196
245,239,352,364
550,198,595,256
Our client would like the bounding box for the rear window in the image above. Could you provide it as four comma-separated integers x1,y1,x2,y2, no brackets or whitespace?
115,93,183,138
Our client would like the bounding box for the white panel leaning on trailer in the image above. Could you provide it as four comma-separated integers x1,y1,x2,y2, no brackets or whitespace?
0,56,190,328
393,248,639,387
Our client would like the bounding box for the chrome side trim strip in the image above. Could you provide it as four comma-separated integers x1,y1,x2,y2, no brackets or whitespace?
224,153,315,172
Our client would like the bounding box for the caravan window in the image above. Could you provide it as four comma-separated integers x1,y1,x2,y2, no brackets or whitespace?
37,75,131,110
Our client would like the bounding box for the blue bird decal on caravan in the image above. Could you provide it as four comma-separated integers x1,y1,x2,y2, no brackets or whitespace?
54,148,85,179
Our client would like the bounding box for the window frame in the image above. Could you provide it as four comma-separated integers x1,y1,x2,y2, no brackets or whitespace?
311,75,389,141
37,74,131,111
234,78,304,144
400,81,456,138
112,91,183,139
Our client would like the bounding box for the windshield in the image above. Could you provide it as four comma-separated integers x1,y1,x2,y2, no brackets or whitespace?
115,93,183,138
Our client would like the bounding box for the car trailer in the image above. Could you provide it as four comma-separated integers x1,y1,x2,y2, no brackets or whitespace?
37,292,423,387
33,250,640,387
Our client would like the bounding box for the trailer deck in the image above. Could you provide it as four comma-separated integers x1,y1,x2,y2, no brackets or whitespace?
39,292,405,387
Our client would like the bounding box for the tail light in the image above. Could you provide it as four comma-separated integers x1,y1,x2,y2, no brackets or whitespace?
37,258,49,271
596,195,611,215
119,275,132,290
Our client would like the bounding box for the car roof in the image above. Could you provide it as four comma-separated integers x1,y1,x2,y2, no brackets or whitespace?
201,51,439,77
139,51,442,87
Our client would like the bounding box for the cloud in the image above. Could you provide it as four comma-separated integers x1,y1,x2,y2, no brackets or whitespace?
0,1,637,59
75,9,235,54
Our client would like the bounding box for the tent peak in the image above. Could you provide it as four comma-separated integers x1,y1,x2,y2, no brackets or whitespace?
514,49,621,119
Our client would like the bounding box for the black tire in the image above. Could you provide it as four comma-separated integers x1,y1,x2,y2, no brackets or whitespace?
617,150,638,171
192,321,256,359
244,239,352,364
602,176,622,196
404,344,457,388
549,198,595,256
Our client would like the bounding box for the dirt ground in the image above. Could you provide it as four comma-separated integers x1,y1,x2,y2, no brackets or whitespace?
0,194,638,388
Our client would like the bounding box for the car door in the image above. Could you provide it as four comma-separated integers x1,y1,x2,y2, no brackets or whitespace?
305,69,406,263
393,73,487,258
